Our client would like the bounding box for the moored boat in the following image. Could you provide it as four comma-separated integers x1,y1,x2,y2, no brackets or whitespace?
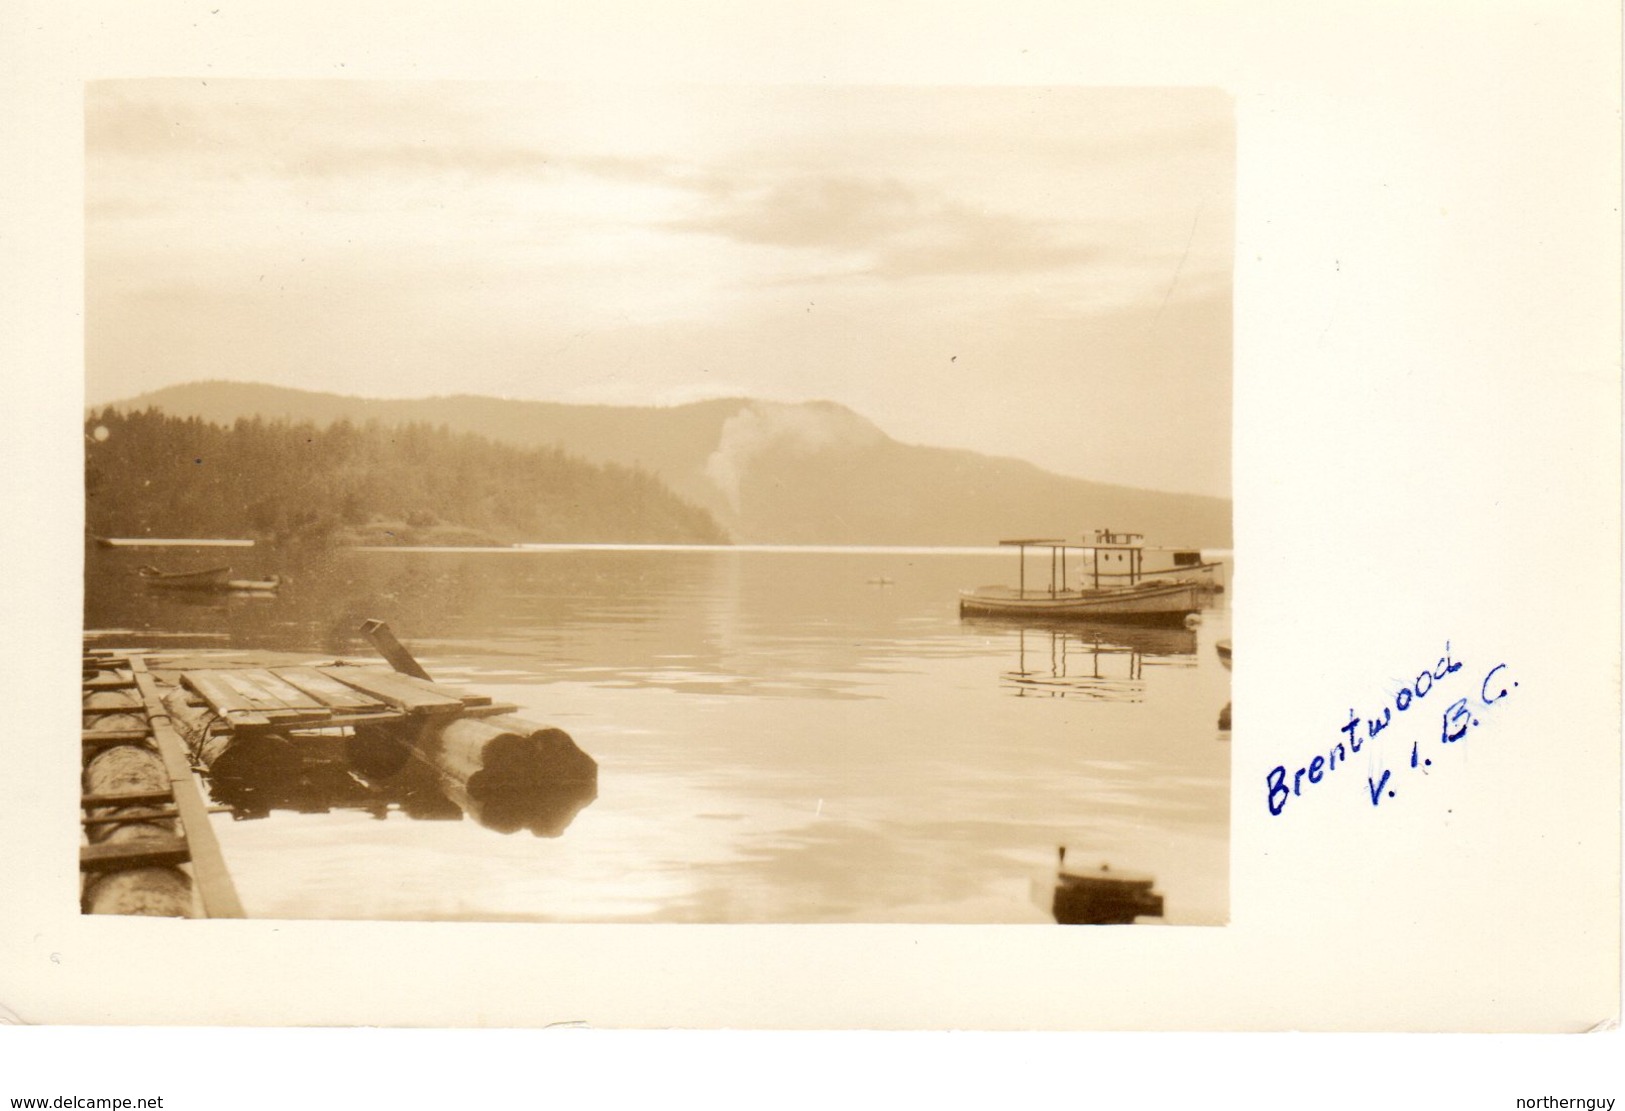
959,580,1200,625
957,533,1205,626
136,565,282,593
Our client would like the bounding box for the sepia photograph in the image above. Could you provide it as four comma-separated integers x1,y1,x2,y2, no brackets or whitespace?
80,80,1233,925
4,4,1617,1084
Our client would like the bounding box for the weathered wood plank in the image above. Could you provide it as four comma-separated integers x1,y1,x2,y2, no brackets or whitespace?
82,807,182,826
356,668,493,708
181,671,273,727
83,674,136,691
319,667,466,714
212,669,303,714
238,669,330,713
132,657,246,918
80,837,191,872
458,702,522,719
81,729,151,745
272,666,389,711
83,789,174,807
275,709,407,731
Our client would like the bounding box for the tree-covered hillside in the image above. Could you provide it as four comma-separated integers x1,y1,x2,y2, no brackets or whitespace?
84,408,729,546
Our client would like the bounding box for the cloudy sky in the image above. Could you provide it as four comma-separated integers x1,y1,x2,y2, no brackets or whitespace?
86,81,1231,497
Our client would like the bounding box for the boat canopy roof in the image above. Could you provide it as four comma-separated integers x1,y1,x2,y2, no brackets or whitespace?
999,532,1150,551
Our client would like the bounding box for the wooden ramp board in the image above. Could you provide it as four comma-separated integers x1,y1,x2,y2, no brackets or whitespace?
233,669,333,716
272,666,389,712
317,667,467,714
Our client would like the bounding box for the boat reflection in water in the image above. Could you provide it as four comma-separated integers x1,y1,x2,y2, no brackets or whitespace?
204,722,597,838
964,617,1197,701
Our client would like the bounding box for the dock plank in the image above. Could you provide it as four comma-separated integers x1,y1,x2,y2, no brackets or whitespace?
80,837,191,872
273,666,388,712
132,656,246,917
212,669,303,714
82,808,182,826
237,669,330,713
351,668,493,708
181,671,273,727
83,790,174,807
319,667,465,714
83,731,153,750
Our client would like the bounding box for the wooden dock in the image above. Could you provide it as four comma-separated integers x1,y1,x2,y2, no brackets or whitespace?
82,626,597,916
176,662,519,733
82,650,245,918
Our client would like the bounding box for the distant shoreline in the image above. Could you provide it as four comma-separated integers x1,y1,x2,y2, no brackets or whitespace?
93,537,1234,559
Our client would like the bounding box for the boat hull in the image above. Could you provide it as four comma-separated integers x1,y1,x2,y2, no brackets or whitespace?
958,581,1200,625
136,566,280,593
137,565,233,590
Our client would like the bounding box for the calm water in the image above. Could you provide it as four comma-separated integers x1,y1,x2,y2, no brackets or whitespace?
85,544,1231,924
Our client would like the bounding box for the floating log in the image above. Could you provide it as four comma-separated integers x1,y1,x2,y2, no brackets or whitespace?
81,741,194,917
406,714,597,836
84,743,167,799
83,859,194,916
162,686,299,782
82,690,145,732
343,725,414,781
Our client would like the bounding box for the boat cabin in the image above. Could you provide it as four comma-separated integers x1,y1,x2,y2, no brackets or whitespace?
998,531,1157,596
1086,530,1149,590
997,529,1214,596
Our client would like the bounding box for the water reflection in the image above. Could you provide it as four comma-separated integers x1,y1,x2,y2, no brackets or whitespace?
203,722,597,838
85,546,1230,923
980,623,1197,700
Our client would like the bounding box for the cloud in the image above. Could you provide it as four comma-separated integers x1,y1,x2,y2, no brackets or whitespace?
86,82,689,191
673,174,1100,279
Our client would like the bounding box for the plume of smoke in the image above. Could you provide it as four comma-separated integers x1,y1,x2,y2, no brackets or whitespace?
704,401,883,515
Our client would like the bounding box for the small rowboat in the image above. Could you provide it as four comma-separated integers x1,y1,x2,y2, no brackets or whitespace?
136,565,281,593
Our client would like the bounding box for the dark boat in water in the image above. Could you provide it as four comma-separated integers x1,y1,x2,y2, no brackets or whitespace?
136,565,281,593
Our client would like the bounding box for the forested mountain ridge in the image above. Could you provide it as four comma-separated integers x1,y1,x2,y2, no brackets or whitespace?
106,381,1233,547
84,408,729,546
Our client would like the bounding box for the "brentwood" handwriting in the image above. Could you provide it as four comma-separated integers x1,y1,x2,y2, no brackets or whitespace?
1266,643,1519,816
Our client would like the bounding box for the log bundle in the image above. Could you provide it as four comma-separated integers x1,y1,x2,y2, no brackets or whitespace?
407,715,598,836
81,678,195,917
